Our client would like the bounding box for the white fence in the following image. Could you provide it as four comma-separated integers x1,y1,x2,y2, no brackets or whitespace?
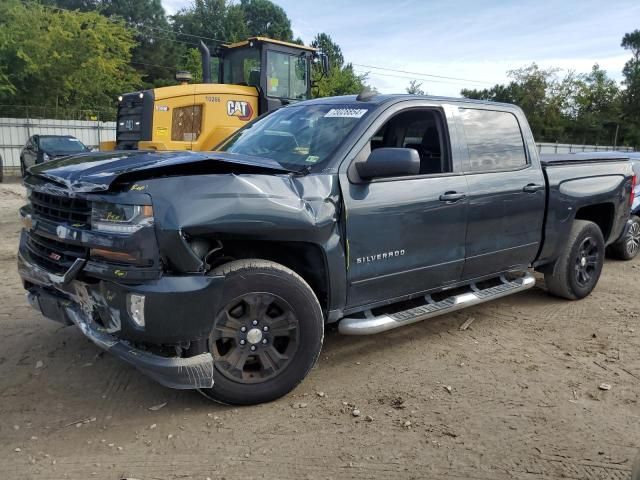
0,117,635,176
0,117,116,175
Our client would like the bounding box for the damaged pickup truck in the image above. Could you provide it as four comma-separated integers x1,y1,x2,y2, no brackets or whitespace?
18,94,636,405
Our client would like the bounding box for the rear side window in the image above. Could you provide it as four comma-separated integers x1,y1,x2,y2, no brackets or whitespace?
459,108,527,172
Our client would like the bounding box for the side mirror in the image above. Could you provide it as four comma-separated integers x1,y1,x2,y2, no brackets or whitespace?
321,53,329,76
313,51,330,77
356,148,420,180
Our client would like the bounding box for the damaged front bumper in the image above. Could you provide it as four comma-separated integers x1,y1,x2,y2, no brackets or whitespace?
19,250,224,390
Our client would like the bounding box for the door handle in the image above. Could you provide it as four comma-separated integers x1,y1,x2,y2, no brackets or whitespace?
523,183,544,193
439,192,466,202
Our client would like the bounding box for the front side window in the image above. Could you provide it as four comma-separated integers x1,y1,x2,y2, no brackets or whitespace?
217,104,370,171
369,109,450,175
172,105,203,142
459,108,527,172
266,51,308,100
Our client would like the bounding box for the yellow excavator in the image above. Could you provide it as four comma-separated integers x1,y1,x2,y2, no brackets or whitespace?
101,37,328,151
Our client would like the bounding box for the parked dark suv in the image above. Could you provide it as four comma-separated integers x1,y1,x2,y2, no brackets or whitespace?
20,135,90,177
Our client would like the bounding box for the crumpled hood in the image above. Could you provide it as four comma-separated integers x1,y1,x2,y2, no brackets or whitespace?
27,150,290,192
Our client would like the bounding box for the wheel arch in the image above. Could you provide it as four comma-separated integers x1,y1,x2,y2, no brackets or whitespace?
202,238,332,320
574,202,614,242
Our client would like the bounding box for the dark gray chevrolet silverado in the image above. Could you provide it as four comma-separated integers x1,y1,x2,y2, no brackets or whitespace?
18,94,636,405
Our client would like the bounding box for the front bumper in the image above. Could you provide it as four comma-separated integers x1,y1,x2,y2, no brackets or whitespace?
18,250,224,390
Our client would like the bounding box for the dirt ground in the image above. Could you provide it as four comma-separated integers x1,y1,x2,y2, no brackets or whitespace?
0,180,638,480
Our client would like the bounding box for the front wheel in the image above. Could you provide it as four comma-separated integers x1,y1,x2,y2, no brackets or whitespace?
608,215,640,261
544,220,605,300
199,259,324,405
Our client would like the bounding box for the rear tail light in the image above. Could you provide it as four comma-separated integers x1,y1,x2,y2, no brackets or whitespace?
631,175,637,207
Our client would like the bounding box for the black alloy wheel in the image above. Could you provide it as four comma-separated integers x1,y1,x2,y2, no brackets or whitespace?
211,292,299,384
199,259,323,405
574,236,600,288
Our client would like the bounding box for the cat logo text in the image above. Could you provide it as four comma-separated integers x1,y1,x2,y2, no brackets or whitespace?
227,100,253,121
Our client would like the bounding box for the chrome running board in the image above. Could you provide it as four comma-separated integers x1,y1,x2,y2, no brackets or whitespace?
338,273,535,335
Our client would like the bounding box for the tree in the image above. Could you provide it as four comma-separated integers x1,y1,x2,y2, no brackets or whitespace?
462,63,569,141
178,48,204,83
239,0,293,41
570,64,621,144
42,0,101,11
171,0,247,44
0,0,140,118
406,80,425,95
310,33,368,97
621,30,640,145
98,0,183,87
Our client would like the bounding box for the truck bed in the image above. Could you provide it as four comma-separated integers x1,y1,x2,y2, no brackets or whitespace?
540,153,630,166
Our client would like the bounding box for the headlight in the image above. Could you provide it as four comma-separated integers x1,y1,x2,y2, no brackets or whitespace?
91,202,153,234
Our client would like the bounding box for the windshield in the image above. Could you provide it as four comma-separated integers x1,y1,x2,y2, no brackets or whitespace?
216,105,370,171
39,137,88,153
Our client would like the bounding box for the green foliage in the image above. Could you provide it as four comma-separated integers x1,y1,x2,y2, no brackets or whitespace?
462,60,634,147
310,33,368,98
97,0,183,88
178,48,204,83
239,0,293,41
171,0,246,43
621,29,640,145
406,80,425,95
0,0,140,119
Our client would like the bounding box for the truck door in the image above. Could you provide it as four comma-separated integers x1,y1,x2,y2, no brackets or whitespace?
339,104,469,309
455,106,545,279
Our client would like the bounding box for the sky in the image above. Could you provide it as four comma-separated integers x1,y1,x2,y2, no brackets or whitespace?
161,0,640,97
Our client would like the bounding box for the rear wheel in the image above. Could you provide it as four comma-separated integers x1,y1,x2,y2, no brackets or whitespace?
608,215,640,261
544,220,605,300
199,259,324,405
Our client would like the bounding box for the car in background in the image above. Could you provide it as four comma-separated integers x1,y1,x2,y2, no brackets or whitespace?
20,135,90,177
612,152,640,260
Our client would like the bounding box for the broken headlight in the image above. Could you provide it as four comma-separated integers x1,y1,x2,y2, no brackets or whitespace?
91,202,154,234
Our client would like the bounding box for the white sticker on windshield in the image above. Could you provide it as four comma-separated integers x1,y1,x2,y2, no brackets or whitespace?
324,108,368,118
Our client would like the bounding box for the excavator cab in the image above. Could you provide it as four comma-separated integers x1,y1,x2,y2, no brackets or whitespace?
106,37,327,152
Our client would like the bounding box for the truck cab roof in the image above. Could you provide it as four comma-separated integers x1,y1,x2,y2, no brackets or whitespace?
296,93,521,110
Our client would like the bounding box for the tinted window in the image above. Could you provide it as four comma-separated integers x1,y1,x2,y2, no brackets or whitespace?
459,109,527,171
38,136,88,153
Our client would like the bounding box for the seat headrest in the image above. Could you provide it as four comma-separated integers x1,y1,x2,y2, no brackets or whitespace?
421,127,440,151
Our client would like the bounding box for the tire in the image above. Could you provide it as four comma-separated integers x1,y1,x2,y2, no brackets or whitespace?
544,220,605,300
198,259,324,405
607,215,640,261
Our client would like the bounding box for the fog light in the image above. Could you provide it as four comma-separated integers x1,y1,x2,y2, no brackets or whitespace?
127,294,145,328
